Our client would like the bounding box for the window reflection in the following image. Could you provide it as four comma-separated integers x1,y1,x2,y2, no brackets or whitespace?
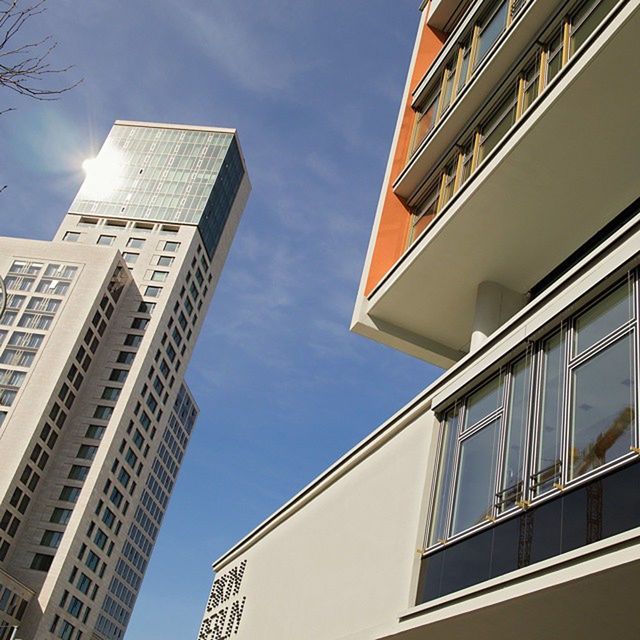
570,335,634,477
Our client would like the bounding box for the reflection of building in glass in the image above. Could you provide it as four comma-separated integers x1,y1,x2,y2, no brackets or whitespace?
198,0,640,637
0,121,250,640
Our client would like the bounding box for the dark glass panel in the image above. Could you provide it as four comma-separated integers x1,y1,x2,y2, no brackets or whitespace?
601,461,640,537
490,514,522,578
561,486,589,553
417,550,445,603
528,498,562,563
441,528,492,595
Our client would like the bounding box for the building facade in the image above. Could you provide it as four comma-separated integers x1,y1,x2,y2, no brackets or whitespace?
198,0,640,637
0,120,250,640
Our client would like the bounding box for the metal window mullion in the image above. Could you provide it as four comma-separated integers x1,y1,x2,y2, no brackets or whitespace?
634,269,640,450
569,321,636,369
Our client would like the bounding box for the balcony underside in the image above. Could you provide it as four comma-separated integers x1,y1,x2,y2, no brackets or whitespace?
364,1,640,365
380,543,640,639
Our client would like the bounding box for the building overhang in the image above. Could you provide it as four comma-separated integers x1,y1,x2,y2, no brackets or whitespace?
378,532,640,640
353,0,640,365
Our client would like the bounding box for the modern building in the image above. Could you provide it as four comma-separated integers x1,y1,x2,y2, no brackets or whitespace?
0,120,250,640
198,0,640,637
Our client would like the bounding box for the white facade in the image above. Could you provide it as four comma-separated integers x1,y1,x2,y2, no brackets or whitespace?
0,120,250,640
199,0,640,637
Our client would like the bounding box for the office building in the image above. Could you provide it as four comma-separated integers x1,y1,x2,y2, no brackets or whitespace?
198,0,640,637
0,120,250,640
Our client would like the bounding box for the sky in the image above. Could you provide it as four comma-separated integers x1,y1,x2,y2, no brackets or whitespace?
0,2,442,638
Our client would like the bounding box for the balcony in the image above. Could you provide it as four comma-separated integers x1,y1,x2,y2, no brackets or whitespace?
354,0,640,366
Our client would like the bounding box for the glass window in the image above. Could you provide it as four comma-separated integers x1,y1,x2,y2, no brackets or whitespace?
86,425,106,439
150,271,168,282
570,335,634,478
97,235,115,246
428,410,458,544
546,30,564,83
31,553,54,571
574,282,632,355
41,530,63,548
50,508,73,525
498,357,532,511
451,419,501,534
109,369,128,382
475,0,509,67
156,256,174,267
64,233,80,243
412,89,440,153
464,375,503,429
439,64,456,114
456,44,471,96
163,241,180,252
478,91,517,162
127,238,145,249
411,183,439,243
532,331,566,495
77,445,97,460
144,286,162,298
68,465,89,481
59,486,81,503
522,56,541,112
570,0,618,54
122,252,138,265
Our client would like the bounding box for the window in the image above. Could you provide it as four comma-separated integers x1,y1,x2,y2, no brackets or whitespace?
59,486,81,503
94,528,108,550
110,369,128,383
124,334,142,348
144,286,162,298
163,241,180,252
85,551,100,571
76,573,92,594
86,425,106,440
41,529,63,548
122,252,138,265
51,508,73,525
31,553,54,571
68,465,89,481
63,232,81,242
101,387,121,401
474,0,509,68
93,406,113,420
67,596,83,618
131,317,148,330
571,0,618,53
149,270,168,282
97,235,116,246
77,445,98,461
117,352,135,365
156,255,174,267
428,275,637,543
127,238,145,249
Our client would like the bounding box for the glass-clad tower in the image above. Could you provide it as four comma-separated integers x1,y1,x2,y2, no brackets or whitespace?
0,121,250,640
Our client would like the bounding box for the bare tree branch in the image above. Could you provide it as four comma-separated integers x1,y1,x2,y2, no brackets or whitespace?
0,0,81,103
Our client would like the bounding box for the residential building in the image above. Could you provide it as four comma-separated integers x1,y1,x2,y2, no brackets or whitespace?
198,0,640,637
0,120,250,640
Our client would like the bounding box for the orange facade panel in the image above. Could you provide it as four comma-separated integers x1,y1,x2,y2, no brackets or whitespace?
365,22,446,297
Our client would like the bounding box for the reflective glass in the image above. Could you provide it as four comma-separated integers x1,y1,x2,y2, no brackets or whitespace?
571,0,618,53
452,419,500,534
570,334,634,478
475,0,509,67
574,282,632,355
479,94,517,162
464,375,503,429
499,358,532,511
533,332,565,494
428,411,458,545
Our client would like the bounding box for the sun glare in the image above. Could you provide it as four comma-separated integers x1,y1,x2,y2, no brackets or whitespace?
80,145,123,199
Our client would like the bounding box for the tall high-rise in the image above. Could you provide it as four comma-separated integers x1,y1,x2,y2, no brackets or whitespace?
198,0,640,637
0,120,250,640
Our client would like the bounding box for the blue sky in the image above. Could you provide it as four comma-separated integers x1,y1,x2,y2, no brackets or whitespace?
0,2,441,638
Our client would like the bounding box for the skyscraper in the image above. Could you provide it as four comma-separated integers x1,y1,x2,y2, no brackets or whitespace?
198,0,640,637
0,120,250,640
